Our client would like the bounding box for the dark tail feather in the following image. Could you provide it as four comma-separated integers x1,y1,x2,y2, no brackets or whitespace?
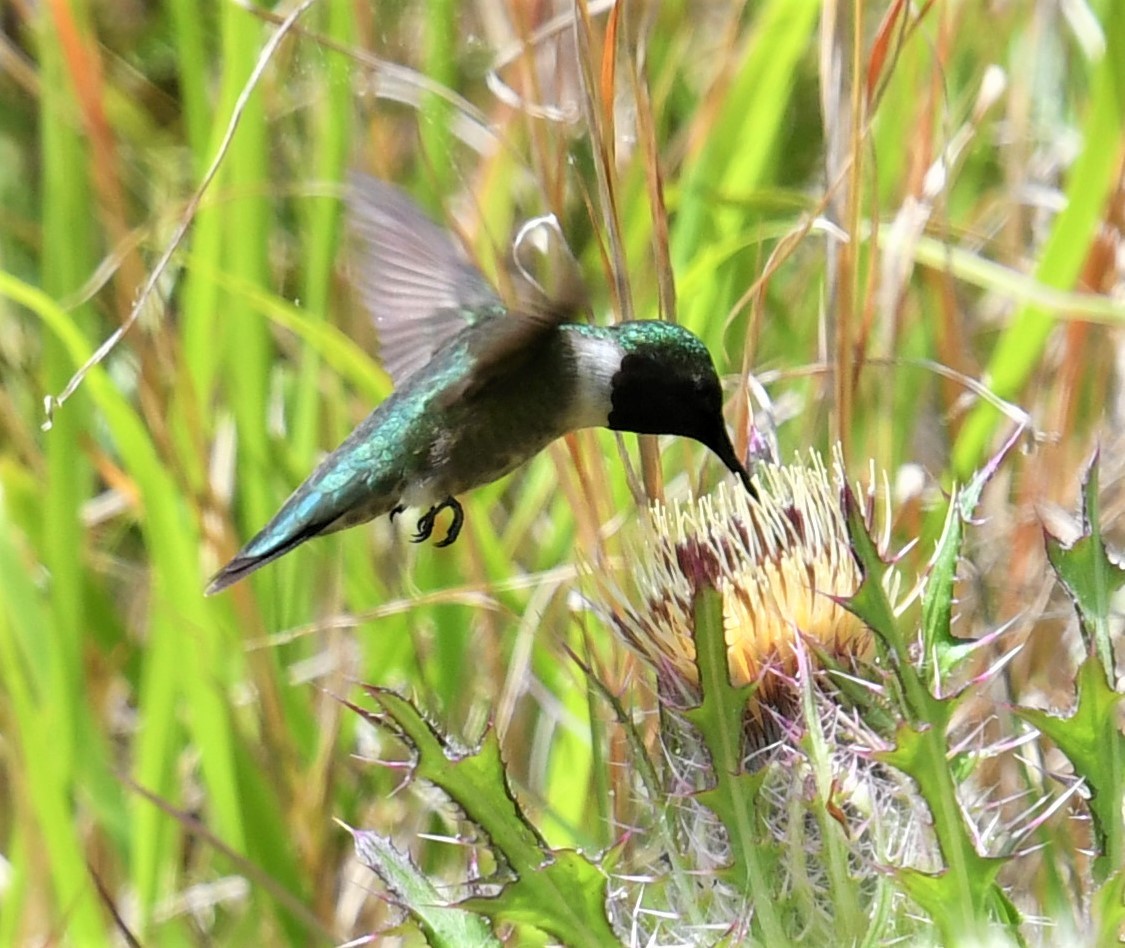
204,520,327,595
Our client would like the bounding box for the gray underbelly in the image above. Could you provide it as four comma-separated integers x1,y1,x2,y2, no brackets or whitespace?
405,424,561,506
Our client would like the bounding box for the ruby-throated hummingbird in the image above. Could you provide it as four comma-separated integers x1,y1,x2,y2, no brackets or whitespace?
205,173,751,594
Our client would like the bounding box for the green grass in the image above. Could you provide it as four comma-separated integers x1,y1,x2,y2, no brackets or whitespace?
1,0,1123,943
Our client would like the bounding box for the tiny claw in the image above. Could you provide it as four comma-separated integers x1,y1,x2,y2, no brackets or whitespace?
390,504,405,523
434,497,464,547
412,507,437,543
405,498,463,546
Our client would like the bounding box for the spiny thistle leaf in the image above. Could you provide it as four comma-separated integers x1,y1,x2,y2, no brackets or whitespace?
1016,656,1125,883
847,487,1020,939
839,485,898,645
880,720,1020,941
682,587,784,940
682,587,758,787
895,866,1018,947
922,489,978,681
362,687,616,945
346,826,499,948
841,486,936,725
458,850,614,944
1044,453,1125,683
364,687,546,859
1037,454,1125,883
924,423,1022,680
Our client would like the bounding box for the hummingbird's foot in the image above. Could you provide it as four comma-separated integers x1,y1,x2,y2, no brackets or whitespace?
411,507,436,543
434,497,463,548
410,497,464,547
390,504,405,523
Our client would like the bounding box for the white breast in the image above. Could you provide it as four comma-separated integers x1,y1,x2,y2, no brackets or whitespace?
564,332,623,429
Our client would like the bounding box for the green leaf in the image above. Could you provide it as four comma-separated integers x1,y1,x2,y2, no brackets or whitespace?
922,494,980,680
919,495,963,671
879,722,1017,942
923,428,1023,681
458,850,612,944
360,688,616,945
858,461,1023,941
348,826,499,948
894,867,1015,947
1092,868,1125,946
682,587,757,790
682,587,785,943
1044,454,1125,680
841,487,933,724
840,487,898,647
1016,656,1125,883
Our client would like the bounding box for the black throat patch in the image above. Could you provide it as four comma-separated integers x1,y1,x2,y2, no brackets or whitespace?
608,351,712,438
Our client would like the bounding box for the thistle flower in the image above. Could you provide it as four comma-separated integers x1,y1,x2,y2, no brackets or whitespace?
599,448,940,944
615,447,883,725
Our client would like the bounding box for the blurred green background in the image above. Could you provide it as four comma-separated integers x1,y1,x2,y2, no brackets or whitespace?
1,0,1123,942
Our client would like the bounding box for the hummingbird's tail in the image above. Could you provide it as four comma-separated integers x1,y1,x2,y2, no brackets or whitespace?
205,468,396,594
205,516,329,595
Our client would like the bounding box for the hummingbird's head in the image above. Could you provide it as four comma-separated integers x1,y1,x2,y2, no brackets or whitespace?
607,322,752,492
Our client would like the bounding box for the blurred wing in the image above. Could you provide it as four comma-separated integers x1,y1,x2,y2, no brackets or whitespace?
506,212,590,324
437,306,562,407
439,212,592,405
346,172,504,387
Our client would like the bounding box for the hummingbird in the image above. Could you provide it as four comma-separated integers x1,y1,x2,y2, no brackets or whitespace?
205,172,751,594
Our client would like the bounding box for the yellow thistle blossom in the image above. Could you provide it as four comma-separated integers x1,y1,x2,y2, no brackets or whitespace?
615,448,886,714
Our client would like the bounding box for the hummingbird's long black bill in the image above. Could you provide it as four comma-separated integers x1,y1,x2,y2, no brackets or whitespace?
725,457,754,496
733,463,754,495
703,428,755,497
